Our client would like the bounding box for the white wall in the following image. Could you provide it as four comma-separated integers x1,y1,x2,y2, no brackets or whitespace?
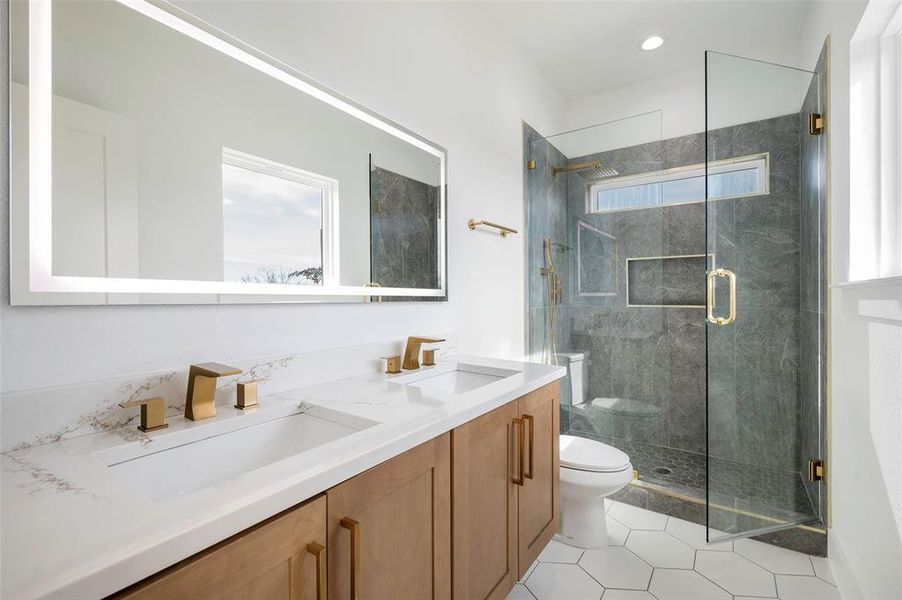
563,53,811,155
800,1,902,598
0,1,566,393
566,67,703,149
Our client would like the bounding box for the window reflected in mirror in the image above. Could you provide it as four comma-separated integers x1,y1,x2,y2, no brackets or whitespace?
222,149,335,286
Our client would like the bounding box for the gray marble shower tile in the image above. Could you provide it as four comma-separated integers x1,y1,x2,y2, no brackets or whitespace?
370,167,439,291
665,309,706,453
663,201,706,256
734,306,800,472
577,224,618,295
627,255,707,306
525,124,569,313
526,307,546,359
707,317,738,461
735,194,800,304
663,132,705,170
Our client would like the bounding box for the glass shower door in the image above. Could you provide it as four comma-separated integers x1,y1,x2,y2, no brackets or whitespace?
705,51,826,540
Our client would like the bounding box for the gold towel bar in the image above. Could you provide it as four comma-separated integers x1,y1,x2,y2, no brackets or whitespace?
468,219,518,237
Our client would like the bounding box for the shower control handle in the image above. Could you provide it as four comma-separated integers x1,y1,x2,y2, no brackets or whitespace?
706,268,737,326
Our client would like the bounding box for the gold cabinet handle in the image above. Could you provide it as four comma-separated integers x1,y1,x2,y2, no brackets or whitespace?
340,517,360,600
523,414,535,480
706,268,737,326
512,418,525,486
306,542,327,600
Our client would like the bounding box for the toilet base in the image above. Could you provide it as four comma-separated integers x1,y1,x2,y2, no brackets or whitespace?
555,496,610,549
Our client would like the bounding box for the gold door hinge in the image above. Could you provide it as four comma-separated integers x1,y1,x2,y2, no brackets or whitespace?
809,113,825,135
808,458,825,482
527,159,537,170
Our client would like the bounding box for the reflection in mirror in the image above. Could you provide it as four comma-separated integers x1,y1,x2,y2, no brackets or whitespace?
9,0,446,304
369,155,441,296
222,149,334,287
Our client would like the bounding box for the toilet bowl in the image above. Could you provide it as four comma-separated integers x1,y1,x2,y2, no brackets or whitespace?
556,434,633,548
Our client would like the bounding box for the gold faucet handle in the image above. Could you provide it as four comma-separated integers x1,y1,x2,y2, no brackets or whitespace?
236,378,268,410
382,355,402,374
119,397,169,432
190,362,243,378
423,349,438,367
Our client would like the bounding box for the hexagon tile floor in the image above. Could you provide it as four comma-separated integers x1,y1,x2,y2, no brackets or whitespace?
510,501,840,600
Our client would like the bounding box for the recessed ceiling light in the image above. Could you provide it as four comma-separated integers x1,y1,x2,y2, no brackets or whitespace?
641,36,664,51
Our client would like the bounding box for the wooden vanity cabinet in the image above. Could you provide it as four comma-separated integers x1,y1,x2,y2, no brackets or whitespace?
111,384,558,600
451,401,520,600
113,494,328,600
451,382,560,599
516,383,560,574
326,433,452,600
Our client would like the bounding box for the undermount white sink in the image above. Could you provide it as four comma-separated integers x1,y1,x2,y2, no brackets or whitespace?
95,405,374,503
397,363,519,397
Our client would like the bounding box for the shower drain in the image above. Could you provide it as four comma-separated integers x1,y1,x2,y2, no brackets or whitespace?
652,467,673,476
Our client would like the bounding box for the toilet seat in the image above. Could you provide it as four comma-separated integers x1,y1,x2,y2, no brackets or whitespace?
560,435,630,473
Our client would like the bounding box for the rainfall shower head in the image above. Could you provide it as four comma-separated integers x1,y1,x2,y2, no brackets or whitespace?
551,161,619,180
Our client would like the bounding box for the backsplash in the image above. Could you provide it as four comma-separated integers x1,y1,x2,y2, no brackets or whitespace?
1,335,457,452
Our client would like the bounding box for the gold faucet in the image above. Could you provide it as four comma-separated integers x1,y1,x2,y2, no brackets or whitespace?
402,336,445,370
185,363,242,421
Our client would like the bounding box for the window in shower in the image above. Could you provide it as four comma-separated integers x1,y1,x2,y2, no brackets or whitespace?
588,153,768,213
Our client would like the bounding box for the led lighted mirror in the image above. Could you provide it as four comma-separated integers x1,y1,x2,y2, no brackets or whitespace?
9,0,447,304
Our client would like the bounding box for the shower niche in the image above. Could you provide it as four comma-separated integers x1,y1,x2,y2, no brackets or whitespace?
524,46,827,554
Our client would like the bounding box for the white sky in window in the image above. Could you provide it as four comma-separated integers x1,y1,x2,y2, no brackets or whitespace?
222,163,324,284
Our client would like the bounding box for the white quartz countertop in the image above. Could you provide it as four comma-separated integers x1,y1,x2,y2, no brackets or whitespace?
1,355,565,599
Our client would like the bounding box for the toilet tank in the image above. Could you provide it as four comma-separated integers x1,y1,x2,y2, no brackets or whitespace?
554,353,585,407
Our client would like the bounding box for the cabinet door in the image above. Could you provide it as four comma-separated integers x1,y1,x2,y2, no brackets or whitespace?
327,434,451,600
517,382,560,576
452,401,519,600
113,495,327,600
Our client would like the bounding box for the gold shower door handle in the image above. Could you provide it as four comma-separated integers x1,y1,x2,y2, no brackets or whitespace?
523,414,535,480
706,268,737,326
306,542,327,600
340,517,360,600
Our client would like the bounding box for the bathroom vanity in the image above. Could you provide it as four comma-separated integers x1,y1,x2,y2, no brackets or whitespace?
1,357,564,599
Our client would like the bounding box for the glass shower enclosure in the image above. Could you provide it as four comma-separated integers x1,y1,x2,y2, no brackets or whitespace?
705,51,827,541
524,49,827,547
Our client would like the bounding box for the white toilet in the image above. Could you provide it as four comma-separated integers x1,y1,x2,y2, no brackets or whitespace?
555,353,634,549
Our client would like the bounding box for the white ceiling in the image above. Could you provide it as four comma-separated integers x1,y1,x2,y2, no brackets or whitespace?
480,1,813,101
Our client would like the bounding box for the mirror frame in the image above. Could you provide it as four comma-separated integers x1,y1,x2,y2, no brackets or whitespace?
11,0,447,304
